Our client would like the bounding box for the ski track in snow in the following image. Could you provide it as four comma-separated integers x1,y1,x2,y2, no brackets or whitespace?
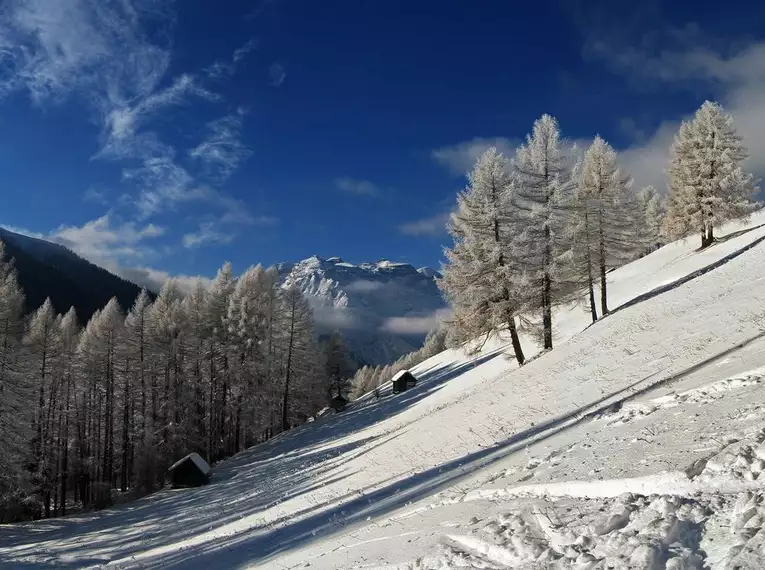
5,217,765,568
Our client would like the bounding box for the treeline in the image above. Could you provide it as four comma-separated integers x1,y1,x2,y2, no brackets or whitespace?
0,257,332,522
440,101,756,364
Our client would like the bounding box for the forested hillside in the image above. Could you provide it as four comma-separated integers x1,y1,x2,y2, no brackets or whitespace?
0,256,353,522
0,228,148,321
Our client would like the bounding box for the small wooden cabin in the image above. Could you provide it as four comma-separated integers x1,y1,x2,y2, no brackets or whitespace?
330,395,348,412
391,370,417,394
168,452,211,487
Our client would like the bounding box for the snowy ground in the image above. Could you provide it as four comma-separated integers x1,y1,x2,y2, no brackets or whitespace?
3,214,765,569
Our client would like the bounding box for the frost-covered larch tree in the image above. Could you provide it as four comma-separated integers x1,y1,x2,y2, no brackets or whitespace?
513,115,577,349
55,308,79,515
324,331,355,399
664,100,757,248
148,281,185,465
121,289,153,490
24,298,60,518
204,263,235,462
0,244,26,509
637,186,667,253
278,286,320,430
180,280,209,456
574,136,636,317
439,147,526,365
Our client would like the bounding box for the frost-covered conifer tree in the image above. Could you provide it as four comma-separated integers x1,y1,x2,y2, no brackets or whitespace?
637,186,667,253
278,286,319,430
324,331,354,399
513,115,577,349
147,281,184,464
664,101,757,248
204,263,235,461
226,265,274,451
0,245,27,508
439,148,526,364
180,280,209,455
55,308,79,514
24,298,59,517
121,289,152,490
573,136,635,316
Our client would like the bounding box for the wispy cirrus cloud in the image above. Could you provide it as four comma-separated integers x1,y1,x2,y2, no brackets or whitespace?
183,209,277,249
190,112,252,182
335,177,382,197
182,222,235,249
0,0,269,273
268,63,286,87
204,38,258,80
99,73,218,161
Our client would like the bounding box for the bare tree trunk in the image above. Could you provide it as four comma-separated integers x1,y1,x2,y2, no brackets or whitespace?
207,339,215,463
598,205,609,317
507,315,525,366
60,370,71,516
542,231,553,351
121,359,130,492
282,301,296,432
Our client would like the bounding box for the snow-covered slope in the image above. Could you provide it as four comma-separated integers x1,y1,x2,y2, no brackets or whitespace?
277,255,446,365
4,214,765,569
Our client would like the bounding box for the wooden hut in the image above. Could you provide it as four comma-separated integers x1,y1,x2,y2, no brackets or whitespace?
391,370,417,394
330,395,348,412
168,452,211,487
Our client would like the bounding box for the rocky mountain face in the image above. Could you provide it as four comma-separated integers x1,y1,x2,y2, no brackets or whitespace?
276,256,446,366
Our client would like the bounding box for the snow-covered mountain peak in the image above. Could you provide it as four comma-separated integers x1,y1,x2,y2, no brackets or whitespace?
417,266,441,279
276,254,447,365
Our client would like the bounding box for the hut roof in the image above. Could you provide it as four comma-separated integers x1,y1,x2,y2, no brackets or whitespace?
169,452,211,476
391,370,413,382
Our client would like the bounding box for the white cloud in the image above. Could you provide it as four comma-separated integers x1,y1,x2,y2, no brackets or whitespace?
113,265,208,293
592,30,765,191
345,280,385,293
183,207,277,249
335,177,381,197
381,308,452,335
398,212,450,237
182,222,235,249
204,39,257,80
0,1,260,235
3,218,206,293
100,73,218,161
268,63,286,87
308,302,362,330
122,156,207,218
52,213,164,265
432,137,519,175
190,113,252,182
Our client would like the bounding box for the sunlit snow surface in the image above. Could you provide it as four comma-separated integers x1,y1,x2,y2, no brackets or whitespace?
4,214,765,569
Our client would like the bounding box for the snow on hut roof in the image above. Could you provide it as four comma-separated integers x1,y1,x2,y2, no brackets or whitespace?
169,452,211,476
391,370,411,382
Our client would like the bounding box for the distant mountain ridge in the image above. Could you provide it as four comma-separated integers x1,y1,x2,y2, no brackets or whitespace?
277,255,446,366
0,229,446,365
0,228,148,322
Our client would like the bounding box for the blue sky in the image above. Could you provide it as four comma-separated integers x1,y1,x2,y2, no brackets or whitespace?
1,0,764,290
